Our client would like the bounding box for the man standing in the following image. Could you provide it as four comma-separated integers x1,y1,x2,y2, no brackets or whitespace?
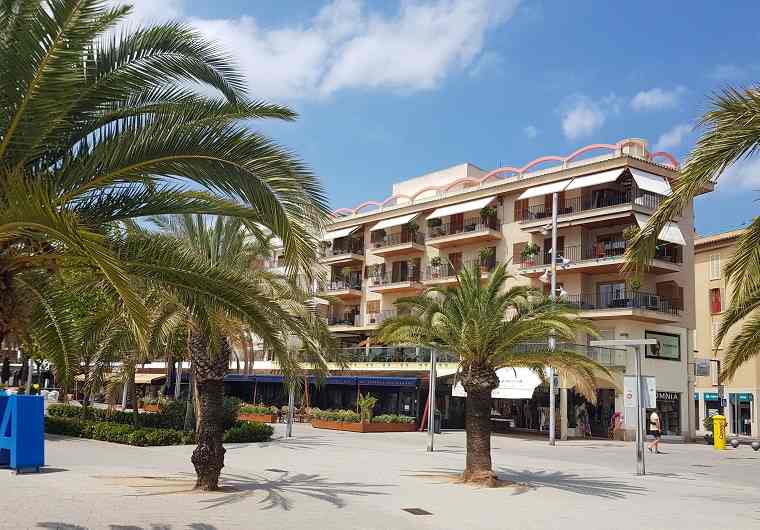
1,357,10,385
648,409,662,454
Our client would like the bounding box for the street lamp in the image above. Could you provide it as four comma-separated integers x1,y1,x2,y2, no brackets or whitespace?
548,191,558,446
427,347,437,452
590,338,658,476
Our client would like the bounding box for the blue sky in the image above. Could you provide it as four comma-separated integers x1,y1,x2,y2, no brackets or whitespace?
122,1,760,235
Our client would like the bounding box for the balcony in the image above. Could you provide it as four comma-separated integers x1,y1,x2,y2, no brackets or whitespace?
426,217,501,249
562,291,681,323
337,346,459,364
368,268,423,294
423,258,496,286
327,312,361,330
319,241,365,266
317,279,362,301
519,239,681,275
517,190,662,230
511,342,627,368
369,232,425,257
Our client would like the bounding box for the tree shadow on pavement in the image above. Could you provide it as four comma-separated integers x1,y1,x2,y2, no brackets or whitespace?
496,468,647,499
36,524,217,530
225,435,334,452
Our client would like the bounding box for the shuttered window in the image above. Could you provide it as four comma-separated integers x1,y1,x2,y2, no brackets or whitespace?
709,254,721,280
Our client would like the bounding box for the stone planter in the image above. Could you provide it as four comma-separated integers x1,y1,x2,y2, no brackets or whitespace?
142,404,160,413
239,412,278,423
311,419,416,432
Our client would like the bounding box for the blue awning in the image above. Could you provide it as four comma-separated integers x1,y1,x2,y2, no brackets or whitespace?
358,376,418,387
223,374,418,387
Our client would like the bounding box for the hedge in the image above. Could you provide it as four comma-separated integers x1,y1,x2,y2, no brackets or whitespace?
240,404,278,415
309,408,415,423
223,421,274,443
372,414,415,424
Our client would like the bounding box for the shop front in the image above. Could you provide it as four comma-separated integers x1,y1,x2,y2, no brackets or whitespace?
729,393,753,436
647,391,681,436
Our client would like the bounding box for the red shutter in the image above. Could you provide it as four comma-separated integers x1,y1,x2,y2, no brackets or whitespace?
710,288,721,314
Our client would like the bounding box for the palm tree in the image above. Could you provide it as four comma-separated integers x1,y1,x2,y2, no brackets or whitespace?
145,215,334,490
377,263,603,486
0,0,328,346
624,87,760,381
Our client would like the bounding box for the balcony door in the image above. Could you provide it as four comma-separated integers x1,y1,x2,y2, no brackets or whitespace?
450,213,464,234
597,281,627,308
448,252,462,274
543,236,564,264
392,260,407,282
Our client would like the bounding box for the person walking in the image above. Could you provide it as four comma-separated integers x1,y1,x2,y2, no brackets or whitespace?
1,357,10,384
648,409,662,453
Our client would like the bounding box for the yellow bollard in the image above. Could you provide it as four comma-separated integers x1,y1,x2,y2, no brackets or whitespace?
713,415,727,450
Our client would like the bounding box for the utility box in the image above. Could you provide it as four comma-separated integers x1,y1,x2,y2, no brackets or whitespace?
712,414,727,450
0,394,45,472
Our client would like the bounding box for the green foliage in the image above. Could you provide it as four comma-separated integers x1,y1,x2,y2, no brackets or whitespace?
430,256,442,267
222,421,273,443
240,404,278,415
222,397,242,430
310,408,361,423
480,205,497,219
44,416,193,446
479,246,495,262
356,393,378,423
372,414,416,424
521,243,540,258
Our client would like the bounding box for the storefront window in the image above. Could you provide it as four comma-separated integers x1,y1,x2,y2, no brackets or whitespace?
645,331,681,361
648,391,681,435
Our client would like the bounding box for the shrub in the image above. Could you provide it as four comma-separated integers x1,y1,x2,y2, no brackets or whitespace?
372,414,415,424
311,408,360,423
240,404,278,415
45,416,193,446
223,421,273,443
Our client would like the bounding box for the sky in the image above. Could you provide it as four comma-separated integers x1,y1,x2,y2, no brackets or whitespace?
115,0,760,236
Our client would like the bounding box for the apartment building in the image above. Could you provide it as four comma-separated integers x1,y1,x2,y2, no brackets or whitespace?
249,138,706,439
693,229,757,437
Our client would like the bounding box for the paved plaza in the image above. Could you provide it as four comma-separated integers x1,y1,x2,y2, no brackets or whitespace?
3,425,760,530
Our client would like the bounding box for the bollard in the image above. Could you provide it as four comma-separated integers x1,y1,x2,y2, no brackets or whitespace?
712,415,727,450
730,438,740,449
751,441,760,452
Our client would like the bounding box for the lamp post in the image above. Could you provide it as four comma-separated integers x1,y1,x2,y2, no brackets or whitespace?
548,191,558,446
427,347,437,452
591,339,657,476
286,383,295,438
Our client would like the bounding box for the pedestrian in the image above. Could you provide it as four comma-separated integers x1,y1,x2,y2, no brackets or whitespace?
647,409,662,454
1,357,10,384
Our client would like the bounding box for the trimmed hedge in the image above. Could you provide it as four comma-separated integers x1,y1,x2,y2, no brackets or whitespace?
310,408,415,424
223,421,274,443
240,404,278,415
45,416,195,446
372,414,415,424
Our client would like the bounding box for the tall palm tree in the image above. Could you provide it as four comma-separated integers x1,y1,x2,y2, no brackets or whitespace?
377,263,603,486
0,0,328,346
624,87,760,381
146,215,334,490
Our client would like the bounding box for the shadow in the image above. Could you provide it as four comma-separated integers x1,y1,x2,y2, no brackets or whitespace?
496,468,647,499
225,435,334,452
106,470,391,512
37,522,217,530
646,472,695,481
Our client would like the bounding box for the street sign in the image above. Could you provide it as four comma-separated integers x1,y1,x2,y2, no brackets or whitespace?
624,375,656,408
695,358,710,377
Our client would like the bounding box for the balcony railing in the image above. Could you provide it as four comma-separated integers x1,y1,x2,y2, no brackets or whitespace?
517,190,662,222
368,267,422,287
511,342,627,367
562,291,680,316
424,258,496,281
328,313,360,326
321,241,364,258
337,346,459,363
519,239,682,268
319,279,362,292
427,217,500,239
363,309,399,326
370,231,425,249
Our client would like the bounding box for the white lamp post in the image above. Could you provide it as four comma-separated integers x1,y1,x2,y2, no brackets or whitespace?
590,338,658,476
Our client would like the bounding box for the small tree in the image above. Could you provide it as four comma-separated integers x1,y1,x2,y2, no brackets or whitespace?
357,393,378,423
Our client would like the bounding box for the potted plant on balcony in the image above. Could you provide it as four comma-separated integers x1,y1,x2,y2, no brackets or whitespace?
406,221,419,242
479,247,495,274
430,256,442,279
368,264,383,286
373,229,386,248
521,243,540,267
428,218,443,238
480,204,497,225
341,266,353,287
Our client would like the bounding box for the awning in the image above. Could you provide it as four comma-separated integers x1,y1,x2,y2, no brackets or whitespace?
307,296,329,306
321,226,359,241
635,213,686,245
517,179,572,200
222,374,419,387
564,169,625,191
451,367,541,399
74,373,164,384
426,196,496,220
370,213,418,232
630,168,672,196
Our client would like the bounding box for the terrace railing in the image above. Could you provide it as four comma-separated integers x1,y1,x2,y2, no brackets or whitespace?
370,231,425,249
427,216,500,239
561,291,680,316
517,190,662,221
519,238,682,268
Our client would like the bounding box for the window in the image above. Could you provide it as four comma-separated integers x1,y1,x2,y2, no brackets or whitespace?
645,331,681,361
597,281,627,306
709,254,721,280
710,318,722,348
709,288,722,314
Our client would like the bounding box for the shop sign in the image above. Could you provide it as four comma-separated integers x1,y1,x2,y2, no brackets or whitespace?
623,376,656,408
656,391,679,401
452,367,541,400
694,358,711,377
703,392,720,401
730,393,754,402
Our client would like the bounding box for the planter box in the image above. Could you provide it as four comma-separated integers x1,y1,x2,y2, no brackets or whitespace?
239,412,277,423
142,404,160,413
311,419,416,432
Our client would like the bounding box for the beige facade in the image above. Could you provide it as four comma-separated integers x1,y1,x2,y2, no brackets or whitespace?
302,138,705,440
693,229,757,436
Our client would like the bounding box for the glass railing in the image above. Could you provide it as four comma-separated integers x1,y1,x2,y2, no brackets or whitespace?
336,346,459,363
517,190,662,221
370,231,425,249
368,267,422,287
427,217,500,239
519,238,682,268
321,241,364,258
424,258,496,280
328,313,361,326
319,279,362,292
510,342,627,367
562,291,680,316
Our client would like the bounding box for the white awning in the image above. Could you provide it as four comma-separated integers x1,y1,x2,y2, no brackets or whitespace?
517,179,572,200
630,168,672,196
426,196,496,220
370,213,418,232
452,367,541,400
635,213,686,246
564,168,625,191
321,226,358,241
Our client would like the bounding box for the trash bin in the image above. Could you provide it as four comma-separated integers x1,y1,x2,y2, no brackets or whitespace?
434,410,442,434
712,414,727,450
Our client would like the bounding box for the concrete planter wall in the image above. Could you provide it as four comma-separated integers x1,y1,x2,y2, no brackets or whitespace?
311,419,416,432
239,412,278,423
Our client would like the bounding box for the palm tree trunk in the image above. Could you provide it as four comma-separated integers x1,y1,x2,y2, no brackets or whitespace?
461,366,499,486
189,330,230,491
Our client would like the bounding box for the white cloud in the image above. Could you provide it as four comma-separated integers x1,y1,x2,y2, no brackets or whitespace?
560,96,607,140
709,64,756,81
108,0,519,100
654,123,691,151
630,87,684,111
718,157,760,191
523,125,538,139
110,0,184,26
